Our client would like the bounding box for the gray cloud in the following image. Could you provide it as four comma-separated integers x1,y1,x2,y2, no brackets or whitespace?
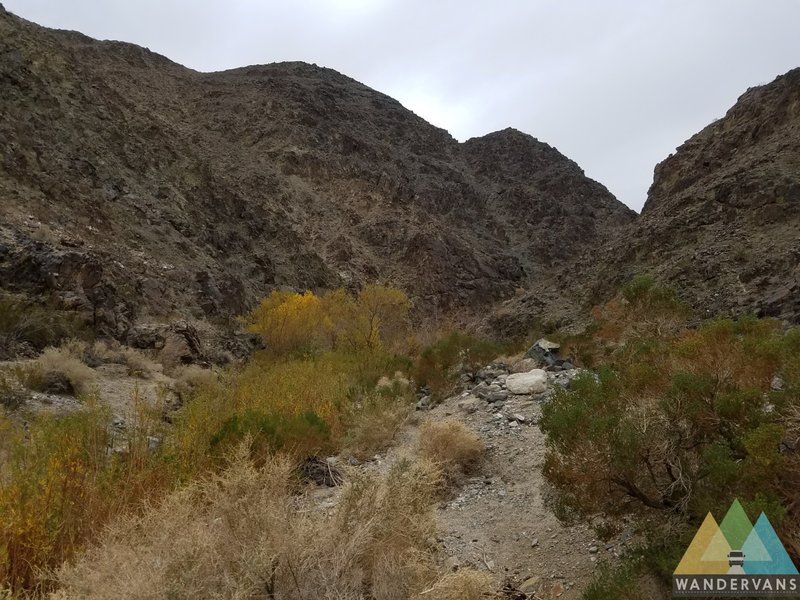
6,0,800,211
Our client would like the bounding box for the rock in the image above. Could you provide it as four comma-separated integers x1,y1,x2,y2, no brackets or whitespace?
512,413,527,423
476,364,510,381
127,324,167,350
526,338,560,366
486,390,509,403
531,538,539,548
505,369,548,395
159,321,204,368
458,397,480,414
474,382,502,400
589,545,599,554
416,395,432,410
771,375,785,391
562,361,575,370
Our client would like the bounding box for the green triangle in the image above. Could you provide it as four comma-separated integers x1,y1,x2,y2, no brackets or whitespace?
719,499,753,550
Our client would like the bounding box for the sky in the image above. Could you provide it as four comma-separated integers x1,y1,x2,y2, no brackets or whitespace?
5,1,800,212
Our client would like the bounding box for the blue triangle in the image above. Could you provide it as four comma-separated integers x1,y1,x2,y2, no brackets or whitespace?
743,513,799,575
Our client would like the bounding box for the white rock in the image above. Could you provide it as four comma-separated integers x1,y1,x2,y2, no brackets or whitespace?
505,369,548,395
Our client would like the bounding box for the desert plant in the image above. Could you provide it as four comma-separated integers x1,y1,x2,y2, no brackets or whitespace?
13,342,95,397
413,331,510,399
343,388,414,460
0,393,170,593
87,340,156,377
53,447,486,600
242,285,412,356
541,316,800,577
417,419,484,485
0,295,88,359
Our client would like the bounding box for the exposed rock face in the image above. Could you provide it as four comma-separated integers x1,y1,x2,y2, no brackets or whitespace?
0,7,633,338
617,67,800,322
2,6,797,339
496,68,800,332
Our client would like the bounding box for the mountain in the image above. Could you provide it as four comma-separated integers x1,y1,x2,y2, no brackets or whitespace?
498,68,800,332
1,4,798,345
0,4,633,339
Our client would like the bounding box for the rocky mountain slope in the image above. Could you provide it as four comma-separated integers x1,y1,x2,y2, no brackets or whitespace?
498,68,800,331
1,4,798,343
0,5,633,340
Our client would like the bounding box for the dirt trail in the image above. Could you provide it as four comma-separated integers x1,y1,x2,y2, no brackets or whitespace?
376,381,629,599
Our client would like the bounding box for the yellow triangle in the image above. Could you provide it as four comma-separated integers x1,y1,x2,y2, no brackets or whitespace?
675,513,730,574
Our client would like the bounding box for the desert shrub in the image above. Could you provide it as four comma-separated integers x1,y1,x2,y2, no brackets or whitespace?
169,363,219,404
411,569,495,599
591,275,691,343
583,558,648,600
413,331,509,399
242,289,326,355
87,340,156,377
417,419,484,485
0,295,88,359
342,284,412,351
210,409,332,458
343,387,414,460
166,350,402,473
0,373,26,411
541,316,800,575
54,448,485,600
0,395,170,593
13,343,95,397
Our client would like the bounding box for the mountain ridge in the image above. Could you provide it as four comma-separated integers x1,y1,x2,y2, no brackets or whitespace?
0,5,633,340
1,5,798,345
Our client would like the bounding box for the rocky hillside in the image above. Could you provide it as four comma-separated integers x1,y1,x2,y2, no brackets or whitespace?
498,68,800,332
0,5,633,340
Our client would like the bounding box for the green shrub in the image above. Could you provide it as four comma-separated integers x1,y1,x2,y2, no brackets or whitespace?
541,315,800,589
210,409,331,458
0,295,88,358
412,331,509,399
583,558,646,600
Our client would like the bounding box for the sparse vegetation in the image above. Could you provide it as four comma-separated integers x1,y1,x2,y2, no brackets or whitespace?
242,285,412,356
0,393,169,592
13,341,95,397
418,419,484,486
53,445,492,600
0,295,88,359
412,331,512,399
87,340,157,377
541,276,800,593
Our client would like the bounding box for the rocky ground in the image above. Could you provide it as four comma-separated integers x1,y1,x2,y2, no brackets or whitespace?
312,352,632,599
2,341,626,599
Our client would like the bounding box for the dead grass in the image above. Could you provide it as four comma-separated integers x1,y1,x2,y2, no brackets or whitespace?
417,419,484,486
169,364,219,400
88,340,157,377
343,376,414,460
413,570,495,599
15,342,95,397
52,445,490,600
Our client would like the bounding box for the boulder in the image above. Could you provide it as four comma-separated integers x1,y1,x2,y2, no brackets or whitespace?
525,338,560,366
505,369,547,395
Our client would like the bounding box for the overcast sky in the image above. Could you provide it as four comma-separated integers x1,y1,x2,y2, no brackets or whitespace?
6,0,800,211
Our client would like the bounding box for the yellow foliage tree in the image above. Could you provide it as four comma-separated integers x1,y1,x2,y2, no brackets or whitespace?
243,290,326,355
243,286,411,355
